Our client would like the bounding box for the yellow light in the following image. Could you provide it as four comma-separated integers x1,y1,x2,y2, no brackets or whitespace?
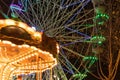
22,44,30,48
2,40,12,44
18,22,27,29
56,43,60,53
27,27,35,33
5,19,16,25
0,20,4,25
33,32,42,41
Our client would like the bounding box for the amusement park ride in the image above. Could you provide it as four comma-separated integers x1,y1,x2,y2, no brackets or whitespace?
2,0,120,80
0,19,59,80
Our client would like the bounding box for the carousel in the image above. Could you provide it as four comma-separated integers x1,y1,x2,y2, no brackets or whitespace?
0,19,59,80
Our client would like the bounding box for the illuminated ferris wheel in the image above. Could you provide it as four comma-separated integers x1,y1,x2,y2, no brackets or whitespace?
0,0,109,80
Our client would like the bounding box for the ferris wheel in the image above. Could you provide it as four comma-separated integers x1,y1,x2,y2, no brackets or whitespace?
0,0,109,80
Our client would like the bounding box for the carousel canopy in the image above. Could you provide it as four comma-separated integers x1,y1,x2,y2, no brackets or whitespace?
0,19,59,80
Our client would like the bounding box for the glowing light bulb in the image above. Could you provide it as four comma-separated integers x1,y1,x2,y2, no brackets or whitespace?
32,26,36,31
5,19,15,25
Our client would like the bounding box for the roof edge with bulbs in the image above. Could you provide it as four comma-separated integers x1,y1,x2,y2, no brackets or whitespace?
0,19,43,41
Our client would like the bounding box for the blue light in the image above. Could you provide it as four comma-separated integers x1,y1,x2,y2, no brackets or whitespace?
65,27,90,37
10,4,23,11
61,0,85,9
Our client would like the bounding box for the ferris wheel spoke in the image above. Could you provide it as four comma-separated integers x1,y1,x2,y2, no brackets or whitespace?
60,46,84,58
61,0,84,9
59,52,80,73
54,62,68,79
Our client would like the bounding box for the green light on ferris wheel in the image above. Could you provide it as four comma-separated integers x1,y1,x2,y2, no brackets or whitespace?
73,73,87,79
90,35,106,44
83,56,98,61
95,13,109,25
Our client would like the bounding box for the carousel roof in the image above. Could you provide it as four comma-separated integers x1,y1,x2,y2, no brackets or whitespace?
0,19,59,80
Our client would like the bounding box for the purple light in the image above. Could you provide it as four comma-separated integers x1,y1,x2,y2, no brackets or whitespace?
10,4,23,11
